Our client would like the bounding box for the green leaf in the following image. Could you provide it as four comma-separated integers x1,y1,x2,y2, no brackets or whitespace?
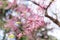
20,36,28,40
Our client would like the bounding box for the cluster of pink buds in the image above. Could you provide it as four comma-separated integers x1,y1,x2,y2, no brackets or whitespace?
0,0,49,40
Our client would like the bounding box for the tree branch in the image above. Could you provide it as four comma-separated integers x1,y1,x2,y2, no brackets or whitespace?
45,0,60,26
31,0,60,27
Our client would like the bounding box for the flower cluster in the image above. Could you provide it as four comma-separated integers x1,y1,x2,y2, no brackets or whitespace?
0,0,46,40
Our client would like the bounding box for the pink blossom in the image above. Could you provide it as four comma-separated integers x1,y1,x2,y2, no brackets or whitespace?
0,1,3,7
24,30,34,40
4,17,19,31
17,33,23,39
24,14,44,29
3,0,46,39
14,4,27,12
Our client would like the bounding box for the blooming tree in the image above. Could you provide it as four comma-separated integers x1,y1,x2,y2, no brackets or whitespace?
0,0,60,40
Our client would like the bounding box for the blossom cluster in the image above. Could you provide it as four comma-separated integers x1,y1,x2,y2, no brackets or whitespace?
0,0,51,40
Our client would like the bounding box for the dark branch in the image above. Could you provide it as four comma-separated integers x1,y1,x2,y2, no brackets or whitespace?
31,1,46,9
45,0,60,26
31,0,60,26
45,14,60,26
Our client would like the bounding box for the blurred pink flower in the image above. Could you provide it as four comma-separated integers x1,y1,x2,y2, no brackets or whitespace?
0,1,3,7
23,14,45,32
4,17,19,31
14,4,27,12
17,33,23,39
3,1,45,39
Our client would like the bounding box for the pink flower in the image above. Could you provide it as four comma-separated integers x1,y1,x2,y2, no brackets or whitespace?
14,4,27,12
21,13,45,34
0,1,3,7
25,14,44,29
17,33,23,39
4,17,19,30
